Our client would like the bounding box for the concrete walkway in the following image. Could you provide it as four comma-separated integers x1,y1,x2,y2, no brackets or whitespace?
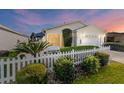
106,50,124,64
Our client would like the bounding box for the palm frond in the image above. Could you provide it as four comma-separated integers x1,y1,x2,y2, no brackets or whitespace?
13,40,50,56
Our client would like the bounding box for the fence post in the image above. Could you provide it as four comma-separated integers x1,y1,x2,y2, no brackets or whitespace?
12,58,16,82
108,46,111,65
72,49,75,58
0,59,4,83
6,58,10,83
17,56,21,71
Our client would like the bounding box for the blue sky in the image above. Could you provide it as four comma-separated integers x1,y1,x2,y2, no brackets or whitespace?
0,9,124,35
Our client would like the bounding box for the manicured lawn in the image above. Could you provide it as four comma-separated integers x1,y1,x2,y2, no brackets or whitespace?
73,61,124,84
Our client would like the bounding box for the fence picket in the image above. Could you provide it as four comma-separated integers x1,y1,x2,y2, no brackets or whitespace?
17,57,21,71
12,58,16,82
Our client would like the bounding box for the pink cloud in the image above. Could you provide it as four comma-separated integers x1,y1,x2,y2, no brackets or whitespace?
13,9,101,27
13,10,46,26
57,9,106,26
58,10,84,23
87,10,124,32
13,10,124,33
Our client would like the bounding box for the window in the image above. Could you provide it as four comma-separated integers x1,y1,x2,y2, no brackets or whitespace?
85,34,97,38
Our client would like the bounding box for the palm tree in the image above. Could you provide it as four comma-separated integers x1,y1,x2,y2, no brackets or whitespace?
14,41,50,57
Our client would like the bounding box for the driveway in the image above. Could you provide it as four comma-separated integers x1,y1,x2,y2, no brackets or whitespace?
105,50,124,64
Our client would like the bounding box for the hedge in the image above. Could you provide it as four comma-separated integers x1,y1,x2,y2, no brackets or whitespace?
60,45,98,52
104,42,124,52
95,52,110,66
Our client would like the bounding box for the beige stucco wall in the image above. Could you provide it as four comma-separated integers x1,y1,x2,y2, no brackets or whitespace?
45,22,106,47
0,29,28,50
45,22,85,47
47,33,64,47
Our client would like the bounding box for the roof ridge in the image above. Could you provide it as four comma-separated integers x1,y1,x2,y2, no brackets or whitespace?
45,21,85,31
73,25,88,31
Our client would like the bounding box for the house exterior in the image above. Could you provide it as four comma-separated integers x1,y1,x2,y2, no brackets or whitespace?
106,32,124,44
0,24,28,50
43,21,106,47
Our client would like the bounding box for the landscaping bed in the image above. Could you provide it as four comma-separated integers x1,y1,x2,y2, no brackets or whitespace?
73,61,124,84
14,52,110,84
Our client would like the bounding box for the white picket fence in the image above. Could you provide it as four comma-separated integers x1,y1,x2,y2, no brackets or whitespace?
0,46,110,84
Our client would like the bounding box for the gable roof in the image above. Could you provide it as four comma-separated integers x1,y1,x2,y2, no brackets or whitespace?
0,24,29,37
44,21,105,34
76,24,106,33
107,32,124,34
73,25,88,32
44,21,86,31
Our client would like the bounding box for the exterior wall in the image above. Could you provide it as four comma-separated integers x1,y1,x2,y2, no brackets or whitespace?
114,36,124,43
76,25,106,46
45,23,106,47
47,33,64,47
72,31,77,46
0,29,28,50
121,37,124,44
45,22,85,47
106,33,124,44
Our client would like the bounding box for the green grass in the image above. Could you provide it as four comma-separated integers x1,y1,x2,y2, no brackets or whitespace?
73,61,124,84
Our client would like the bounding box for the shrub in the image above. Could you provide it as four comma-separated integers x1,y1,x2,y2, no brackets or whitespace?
81,56,100,74
104,42,124,52
60,45,98,52
95,52,110,66
16,64,47,84
0,50,19,58
53,56,74,83
8,51,19,57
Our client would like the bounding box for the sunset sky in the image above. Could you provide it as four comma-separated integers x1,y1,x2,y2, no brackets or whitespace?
0,9,124,35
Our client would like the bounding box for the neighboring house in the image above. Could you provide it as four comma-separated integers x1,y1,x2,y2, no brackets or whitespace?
106,32,124,44
0,24,28,50
30,32,45,42
42,21,106,47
